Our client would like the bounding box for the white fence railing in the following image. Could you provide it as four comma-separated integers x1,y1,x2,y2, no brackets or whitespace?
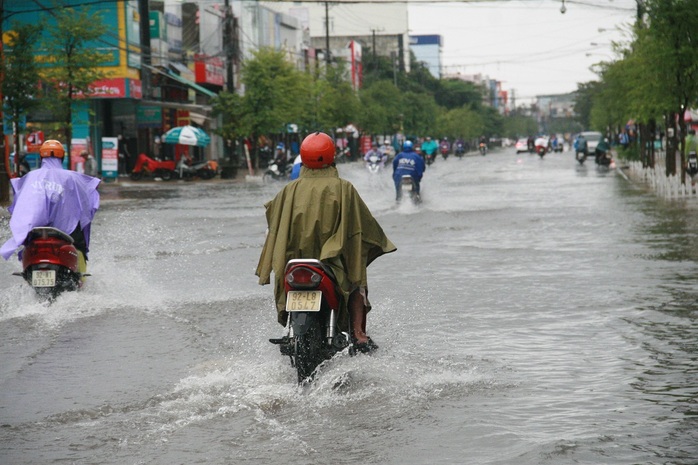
624,151,698,199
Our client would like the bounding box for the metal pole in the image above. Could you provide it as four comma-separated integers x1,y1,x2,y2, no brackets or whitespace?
0,2,10,203
325,2,330,67
225,0,234,92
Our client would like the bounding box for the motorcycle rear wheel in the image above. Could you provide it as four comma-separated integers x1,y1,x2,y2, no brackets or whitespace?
294,317,325,383
130,171,143,181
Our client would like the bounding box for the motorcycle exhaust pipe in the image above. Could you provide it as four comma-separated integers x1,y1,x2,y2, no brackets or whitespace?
326,309,336,344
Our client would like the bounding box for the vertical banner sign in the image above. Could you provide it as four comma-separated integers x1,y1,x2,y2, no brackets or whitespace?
102,137,119,179
71,138,88,172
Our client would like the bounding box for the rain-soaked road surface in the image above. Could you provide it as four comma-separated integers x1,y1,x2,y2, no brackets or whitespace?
0,147,696,464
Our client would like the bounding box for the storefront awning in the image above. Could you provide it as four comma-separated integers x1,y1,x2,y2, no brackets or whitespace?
165,71,218,99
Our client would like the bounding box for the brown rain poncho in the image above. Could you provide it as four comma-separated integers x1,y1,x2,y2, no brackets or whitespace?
256,165,396,329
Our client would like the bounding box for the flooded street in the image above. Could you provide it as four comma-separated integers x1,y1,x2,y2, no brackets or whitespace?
1,147,696,465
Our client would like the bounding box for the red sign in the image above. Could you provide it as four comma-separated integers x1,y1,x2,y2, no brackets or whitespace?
88,78,142,99
27,131,44,152
194,55,225,87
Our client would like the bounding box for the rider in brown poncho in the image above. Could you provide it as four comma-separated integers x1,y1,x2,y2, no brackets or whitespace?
256,132,396,352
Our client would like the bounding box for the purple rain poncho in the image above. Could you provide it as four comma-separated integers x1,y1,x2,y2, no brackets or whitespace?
0,157,101,260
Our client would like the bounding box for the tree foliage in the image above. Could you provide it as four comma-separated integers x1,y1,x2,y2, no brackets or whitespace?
2,22,43,158
41,7,110,154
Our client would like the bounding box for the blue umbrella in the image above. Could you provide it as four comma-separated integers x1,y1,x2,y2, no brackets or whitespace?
163,125,211,147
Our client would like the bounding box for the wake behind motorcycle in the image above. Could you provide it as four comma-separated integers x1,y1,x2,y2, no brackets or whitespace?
269,259,352,383
12,227,86,299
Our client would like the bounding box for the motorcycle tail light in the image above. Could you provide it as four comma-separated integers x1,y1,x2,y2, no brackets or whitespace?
286,266,322,289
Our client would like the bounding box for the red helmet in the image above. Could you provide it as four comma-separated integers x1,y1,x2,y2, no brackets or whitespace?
300,132,335,169
40,140,66,159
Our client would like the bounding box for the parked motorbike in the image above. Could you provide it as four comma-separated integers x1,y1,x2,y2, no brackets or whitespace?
131,153,176,181
175,158,218,180
269,259,352,383
479,142,488,156
12,227,86,299
365,154,383,174
687,151,698,178
397,175,421,204
263,162,293,181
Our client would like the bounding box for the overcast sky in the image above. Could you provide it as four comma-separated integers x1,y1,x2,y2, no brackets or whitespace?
408,0,638,105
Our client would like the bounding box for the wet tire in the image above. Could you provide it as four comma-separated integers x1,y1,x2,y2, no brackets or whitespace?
160,170,173,181
130,172,143,181
294,318,324,383
198,169,215,180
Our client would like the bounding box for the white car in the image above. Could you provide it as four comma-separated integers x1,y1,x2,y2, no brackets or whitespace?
515,138,529,153
578,131,603,152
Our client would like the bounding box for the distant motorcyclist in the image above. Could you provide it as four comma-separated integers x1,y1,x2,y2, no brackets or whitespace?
272,143,288,171
575,134,588,156
527,135,535,153
420,136,438,158
393,140,426,201
439,137,451,158
364,141,387,167
595,137,611,165
0,140,100,274
454,138,466,156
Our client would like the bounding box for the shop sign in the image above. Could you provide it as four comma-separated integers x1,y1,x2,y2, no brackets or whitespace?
137,106,162,128
194,55,225,87
102,137,119,179
88,78,143,99
70,138,88,172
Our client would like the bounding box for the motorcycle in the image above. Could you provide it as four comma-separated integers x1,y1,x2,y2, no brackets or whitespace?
131,153,177,181
12,227,86,299
424,151,436,166
595,148,614,168
440,144,450,160
536,144,547,158
575,149,588,165
454,143,465,159
263,162,293,181
479,143,488,156
175,158,218,180
365,154,383,174
397,175,421,204
269,259,352,383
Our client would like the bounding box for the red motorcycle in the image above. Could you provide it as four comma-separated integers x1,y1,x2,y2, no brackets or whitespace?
269,259,352,383
131,153,177,181
12,227,85,299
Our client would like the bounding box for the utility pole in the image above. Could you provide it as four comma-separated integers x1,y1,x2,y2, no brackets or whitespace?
324,1,330,67
139,0,152,100
224,0,234,92
0,1,9,203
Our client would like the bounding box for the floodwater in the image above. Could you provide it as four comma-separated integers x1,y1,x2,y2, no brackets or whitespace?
0,147,696,465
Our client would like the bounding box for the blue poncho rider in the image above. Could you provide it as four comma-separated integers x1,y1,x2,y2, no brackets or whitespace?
392,140,426,200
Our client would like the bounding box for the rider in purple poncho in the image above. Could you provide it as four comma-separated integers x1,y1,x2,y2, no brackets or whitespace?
0,140,100,272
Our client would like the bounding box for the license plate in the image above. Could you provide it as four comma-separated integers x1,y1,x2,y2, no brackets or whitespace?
286,290,322,312
32,270,56,287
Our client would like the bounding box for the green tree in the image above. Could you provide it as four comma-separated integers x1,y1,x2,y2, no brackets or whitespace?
437,105,484,141
435,79,484,111
401,91,441,137
42,7,110,157
1,22,43,170
502,114,538,139
358,80,403,135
